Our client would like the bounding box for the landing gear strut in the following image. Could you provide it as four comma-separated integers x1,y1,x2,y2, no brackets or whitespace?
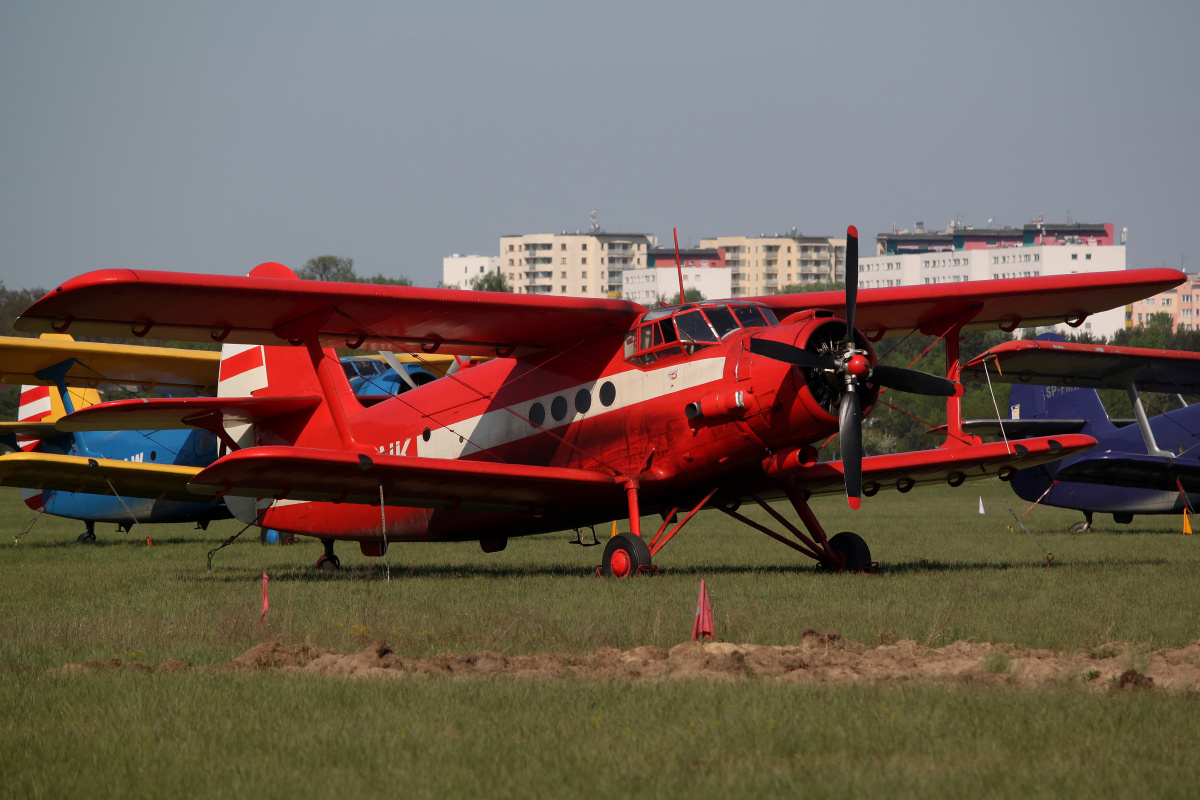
77,520,96,544
316,538,341,571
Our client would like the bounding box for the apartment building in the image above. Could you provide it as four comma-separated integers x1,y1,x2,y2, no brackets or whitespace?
859,221,1127,338
499,232,657,296
622,247,730,305
1128,274,1200,330
697,235,845,297
441,254,501,289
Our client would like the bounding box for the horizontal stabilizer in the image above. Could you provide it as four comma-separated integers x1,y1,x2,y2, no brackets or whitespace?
55,396,321,432
774,435,1097,497
962,338,1200,393
1055,452,1200,493
189,447,623,512
0,335,219,395
0,421,66,440
0,452,211,503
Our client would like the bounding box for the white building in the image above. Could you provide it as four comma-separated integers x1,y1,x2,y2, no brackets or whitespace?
859,222,1128,338
622,265,732,306
442,254,501,289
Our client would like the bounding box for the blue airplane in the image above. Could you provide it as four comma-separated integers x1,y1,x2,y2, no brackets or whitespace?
959,333,1200,531
0,336,441,542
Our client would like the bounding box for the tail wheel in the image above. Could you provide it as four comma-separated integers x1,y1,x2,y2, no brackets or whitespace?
602,532,652,578
316,553,341,571
827,531,871,573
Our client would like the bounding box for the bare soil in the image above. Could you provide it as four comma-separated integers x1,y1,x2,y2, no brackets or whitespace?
50,631,1200,691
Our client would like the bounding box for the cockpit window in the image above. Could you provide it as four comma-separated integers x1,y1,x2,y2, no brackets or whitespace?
675,310,718,343
702,306,739,338
626,301,776,366
733,304,769,329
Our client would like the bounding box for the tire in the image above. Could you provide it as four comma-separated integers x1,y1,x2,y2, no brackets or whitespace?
77,532,96,544
316,553,341,571
602,532,652,578
827,531,871,573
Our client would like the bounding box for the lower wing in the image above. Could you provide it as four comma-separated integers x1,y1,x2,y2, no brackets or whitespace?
189,447,623,513
0,452,211,503
781,435,1096,497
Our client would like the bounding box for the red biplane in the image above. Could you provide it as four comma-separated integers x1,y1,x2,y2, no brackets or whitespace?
13,230,1184,573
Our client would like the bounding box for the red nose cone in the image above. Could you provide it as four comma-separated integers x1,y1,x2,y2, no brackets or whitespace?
847,354,870,378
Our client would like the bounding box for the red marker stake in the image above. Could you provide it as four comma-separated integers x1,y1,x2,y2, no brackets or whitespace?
692,578,714,641
261,573,269,626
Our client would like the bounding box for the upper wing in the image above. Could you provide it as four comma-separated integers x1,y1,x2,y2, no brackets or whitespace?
775,435,1096,497
15,269,647,358
54,396,321,431
0,335,219,395
751,269,1184,338
0,452,211,503
188,446,623,513
962,338,1200,393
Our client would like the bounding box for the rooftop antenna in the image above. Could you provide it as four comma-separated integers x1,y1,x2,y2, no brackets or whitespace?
589,209,600,234
674,228,685,304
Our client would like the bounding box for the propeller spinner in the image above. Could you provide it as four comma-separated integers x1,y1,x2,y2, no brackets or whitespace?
749,225,961,508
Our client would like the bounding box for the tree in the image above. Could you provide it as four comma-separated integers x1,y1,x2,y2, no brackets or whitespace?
780,281,846,294
298,255,356,282
360,273,413,286
468,272,512,292
658,288,705,305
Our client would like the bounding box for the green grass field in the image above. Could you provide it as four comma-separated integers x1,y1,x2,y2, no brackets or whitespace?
2,483,1198,798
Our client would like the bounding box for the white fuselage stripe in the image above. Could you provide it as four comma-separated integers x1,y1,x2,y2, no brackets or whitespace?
417,356,726,460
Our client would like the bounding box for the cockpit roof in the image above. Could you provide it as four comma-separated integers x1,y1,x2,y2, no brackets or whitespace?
637,299,775,324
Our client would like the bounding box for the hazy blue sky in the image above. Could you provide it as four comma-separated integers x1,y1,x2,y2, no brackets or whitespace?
2,1,1196,290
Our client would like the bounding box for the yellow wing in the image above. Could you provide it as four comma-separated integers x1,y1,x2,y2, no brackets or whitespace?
0,334,220,396
0,451,210,504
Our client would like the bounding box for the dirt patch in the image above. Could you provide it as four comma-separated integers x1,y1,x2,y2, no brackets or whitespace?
43,634,1200,691
211,633,1200,691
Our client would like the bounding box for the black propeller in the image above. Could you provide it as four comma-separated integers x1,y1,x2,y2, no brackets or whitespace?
748,338,835,371
869,364,959,397
750,225,961,508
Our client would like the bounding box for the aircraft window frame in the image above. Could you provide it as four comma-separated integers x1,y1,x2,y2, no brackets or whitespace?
551,395,569,422
529,403,546,427
674,309,719,353
599,381,616,407
701,305,739,338
732,304,770,328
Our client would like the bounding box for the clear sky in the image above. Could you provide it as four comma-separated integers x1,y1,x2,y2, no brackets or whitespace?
2,1,1196,290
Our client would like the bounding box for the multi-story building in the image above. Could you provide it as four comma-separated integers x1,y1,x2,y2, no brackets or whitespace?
1128,274,1200,330
499,232,657,296
441,254,501,289
859,221,1128,338
697,234,845,297
622,248,730,305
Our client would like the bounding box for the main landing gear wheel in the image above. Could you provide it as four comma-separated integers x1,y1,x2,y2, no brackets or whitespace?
1069,512,1093,533
316,539,340,571
602,532,652,578
826,531,872,573
77,532,96,544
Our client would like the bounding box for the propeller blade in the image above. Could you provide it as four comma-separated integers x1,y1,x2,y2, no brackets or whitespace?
844,225,859,338
748,338,837,370
870,365,960,397
839,387,862,509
